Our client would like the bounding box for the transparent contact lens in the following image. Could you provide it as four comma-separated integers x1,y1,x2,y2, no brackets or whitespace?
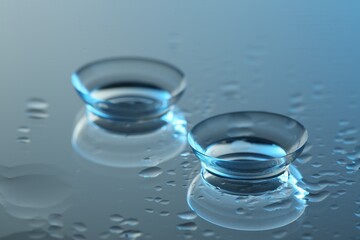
188,111,308,180
72,57,186,133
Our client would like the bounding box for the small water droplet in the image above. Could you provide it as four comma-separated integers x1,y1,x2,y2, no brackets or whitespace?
356,221,360,230
355,207,360,217
330,204,339,210
166,181,176,187
307,191,330,202
17,126,30,133
160,211,170,217
202,229,215,237
336,159,347,165
302,221,314,229
48,225,64,238
145,208,154,213
120,218,139,227
177,211,197,220
160,199,170,205
26,109,49,119
109,225,123,234
339,119,349,126
17,136,31,144
235,207,246,215
311,162,322,168
73,222,87,232
110,214,124,222
138,167,163,178
181,152,190,157
48,213,63,226
166,170,176,175
154,185,162,191
177,222,197,231
27,98,49,109
301,233,314,240
119,230,142,239
272,230,287,239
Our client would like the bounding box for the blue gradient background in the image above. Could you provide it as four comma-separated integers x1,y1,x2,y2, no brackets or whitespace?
1,1,360,239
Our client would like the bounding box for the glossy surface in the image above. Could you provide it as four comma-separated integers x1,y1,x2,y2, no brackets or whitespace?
1,1,360,239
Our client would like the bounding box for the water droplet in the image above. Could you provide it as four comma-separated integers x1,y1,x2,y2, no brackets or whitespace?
177,222,197,231
154,185,162,191
272,230,287,239
48,225,64,239
355,207,360,217
73,222,87,232
27,98,49,109
166,169,176,175
138,167,163,178
336,159,347,165
154,197,162,203
177,211,197,220
119,230,142,239
339,119,349,126
235,207,246,215
356,221,360,230
302,222,314,229
181,152,190,157
307,191,330,203
166,181,176,187
330,204,339,210
17,136,30,144
26,109,49,119
120,218,139,227
145,208,154,213
48,213,63,226
17,126,30,133
109,225,123,234
311,162,322,168
110,214,124,222
347,146,360,160
301,233,314,240
160,211,170,217
202,229,215,237
159,199,170,205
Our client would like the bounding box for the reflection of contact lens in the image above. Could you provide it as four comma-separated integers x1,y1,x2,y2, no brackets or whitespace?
187,167,308,231
72,57,186,121
188,111,308,180
72,107,187,168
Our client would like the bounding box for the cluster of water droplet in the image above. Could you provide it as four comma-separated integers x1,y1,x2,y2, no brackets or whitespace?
16,98,49,144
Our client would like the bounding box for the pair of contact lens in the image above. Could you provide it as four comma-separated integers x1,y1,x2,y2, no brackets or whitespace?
72,57,308,179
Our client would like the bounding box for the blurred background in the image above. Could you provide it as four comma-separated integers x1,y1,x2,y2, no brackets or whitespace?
1,1,360,239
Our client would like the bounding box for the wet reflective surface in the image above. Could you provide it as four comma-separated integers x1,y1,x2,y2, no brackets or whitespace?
1,1,360,239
